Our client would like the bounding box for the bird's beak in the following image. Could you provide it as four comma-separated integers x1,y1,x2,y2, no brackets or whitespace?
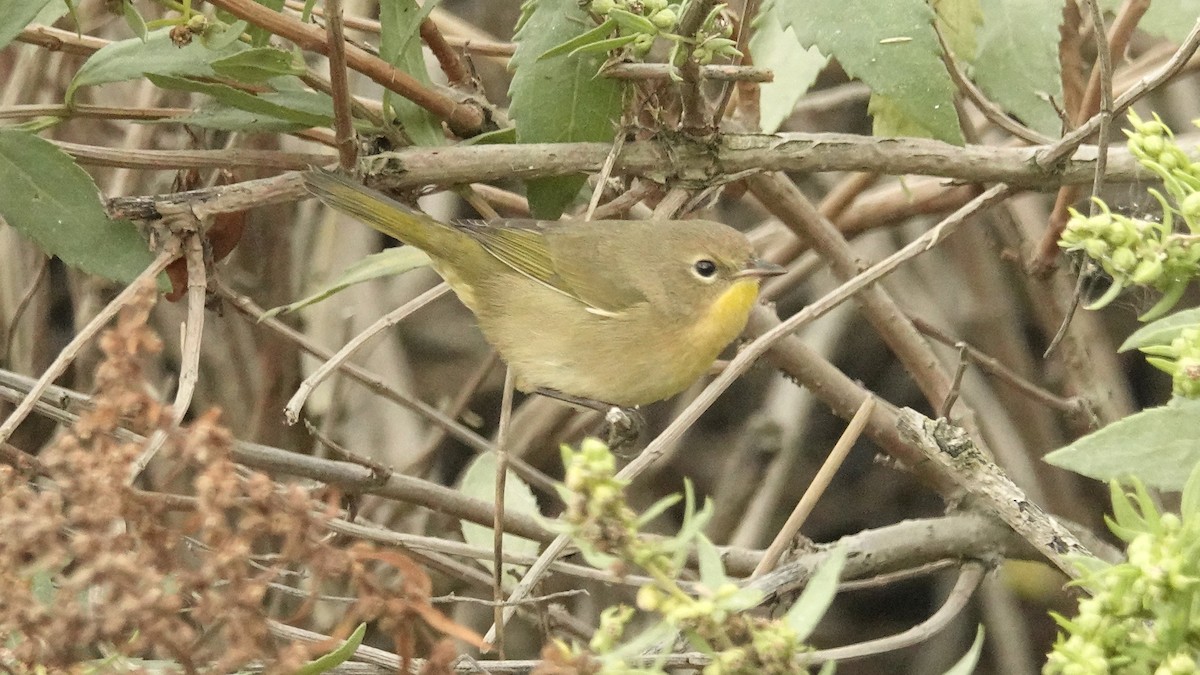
734,258,787,279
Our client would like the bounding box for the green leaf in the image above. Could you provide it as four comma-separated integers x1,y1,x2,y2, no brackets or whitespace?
0,129,155,283
0,0,55,51
869,92,947,140
67,28,246,105
510,0,624,218
1044,398,1200,490
202,19,249,50
695,534,727,590
120,0,146,41
1181,460,1200,522
942,625,986,675
931,0,982,60
210,47,304,82
971,0,1064,138
246,0,284,47
1099,0,1200,43
262,247,431,319
778,0,963,144
458,453,542,576
537,16,617,61
295,623,367,675
145,73,331,127
1120,307,1200,352
784,543,846,641
379,0,444,147
750,0,827,134
157,90,336,133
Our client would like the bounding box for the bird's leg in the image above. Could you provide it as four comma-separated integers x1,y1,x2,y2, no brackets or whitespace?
603,406,644,456
534,388,644,454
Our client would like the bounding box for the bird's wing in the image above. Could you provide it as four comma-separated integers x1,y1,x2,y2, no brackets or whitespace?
463,223,646,315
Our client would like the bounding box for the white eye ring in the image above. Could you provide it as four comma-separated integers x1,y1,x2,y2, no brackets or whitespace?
692,259,718,281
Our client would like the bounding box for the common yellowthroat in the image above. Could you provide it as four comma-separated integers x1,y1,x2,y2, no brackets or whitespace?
303,169,784,407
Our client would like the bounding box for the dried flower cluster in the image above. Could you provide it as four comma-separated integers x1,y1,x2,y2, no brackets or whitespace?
0,284,478,672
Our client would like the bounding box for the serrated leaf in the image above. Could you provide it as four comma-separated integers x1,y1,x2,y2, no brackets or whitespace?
210,47,303,82
1099,0,1200,43
458,453,542,576
778,0,963,144
695,534,726,590
942,625,986,675
146,73,332,127
0,129,155,283
262,247,431,319
67,28,246,104
295,622,366,675
869,92,945,140
931,0,982,60
750,0,826,134
784,544,846,641
971,0,1064,138
1044,398,1200,490
510,0,624,218
0,0,54,51
1119,308,1200,352
379,0,444,147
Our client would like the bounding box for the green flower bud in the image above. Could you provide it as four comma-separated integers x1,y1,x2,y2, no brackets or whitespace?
1084,239,1110,259
1111,246,1139,273
1181,192,1200,221
632,31,656,55
651,8,677,29
590,0,616,14
1132,258,1165,285
1140,134,1166,157
643,0,667,10
636,584,661,611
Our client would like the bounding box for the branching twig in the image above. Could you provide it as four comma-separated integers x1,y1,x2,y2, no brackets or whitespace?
2,255,49,367
284,283,451,424
0,248,178,447
895,409,1093,578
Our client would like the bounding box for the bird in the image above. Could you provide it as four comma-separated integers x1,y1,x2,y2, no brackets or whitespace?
303,169,784,407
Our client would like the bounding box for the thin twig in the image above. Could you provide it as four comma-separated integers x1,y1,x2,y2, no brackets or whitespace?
797,562,986,664
753,396,875,577
403,351,501,474
603,62,772,82
284,283,451,424
2,255,49,367
0,248,178,447
909,316,1088,419
421,18,471,87
131,232,207,481
323,0,359,170
215,279,492,454
712,0,762,125
939,343,970,419
491,368,517,657
585,133,626,221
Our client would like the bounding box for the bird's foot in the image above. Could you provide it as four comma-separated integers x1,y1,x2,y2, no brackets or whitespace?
604,406,643,456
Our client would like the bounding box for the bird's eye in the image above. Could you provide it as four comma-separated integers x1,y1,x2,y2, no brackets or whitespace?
693,259,718,278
